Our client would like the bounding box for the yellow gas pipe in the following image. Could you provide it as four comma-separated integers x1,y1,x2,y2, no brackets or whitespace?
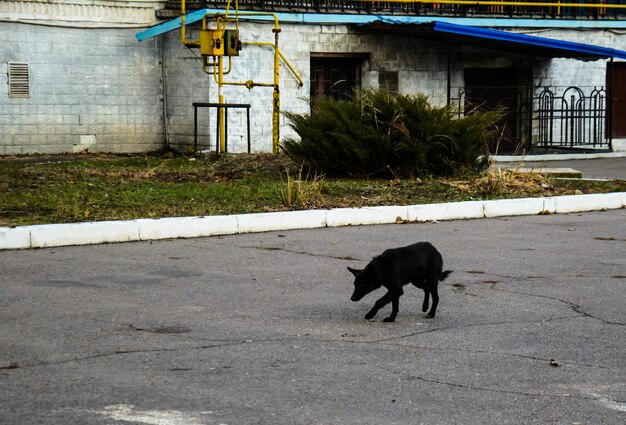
208,13,304,153
180,3,304,153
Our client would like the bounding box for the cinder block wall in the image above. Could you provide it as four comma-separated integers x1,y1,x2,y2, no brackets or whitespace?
1,20,622,155
0,22,165,155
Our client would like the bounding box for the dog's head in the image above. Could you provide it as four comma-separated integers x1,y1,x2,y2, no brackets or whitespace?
347,265,381,302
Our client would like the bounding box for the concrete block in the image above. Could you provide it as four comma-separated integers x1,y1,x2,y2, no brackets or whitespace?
408,201,484,222
0,227,31,250
29,221,141,248
553,193,626,214
483,198,545,218
137,216,238,240
612,138,626,152
326,206,408,228
236,210,328,233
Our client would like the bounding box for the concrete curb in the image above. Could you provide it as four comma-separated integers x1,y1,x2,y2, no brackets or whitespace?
1,192,625,250
490,151,626,162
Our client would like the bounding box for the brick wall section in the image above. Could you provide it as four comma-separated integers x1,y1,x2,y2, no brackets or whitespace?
0,22,164,155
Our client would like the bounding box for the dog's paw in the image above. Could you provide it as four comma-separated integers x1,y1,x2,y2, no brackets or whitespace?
383,317,396,323
365,311,376,320
426,313,435,318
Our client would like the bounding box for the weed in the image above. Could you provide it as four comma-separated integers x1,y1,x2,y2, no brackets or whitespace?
279,165,325,208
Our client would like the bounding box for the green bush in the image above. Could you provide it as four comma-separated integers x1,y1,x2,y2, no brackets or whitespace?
281,90,502,177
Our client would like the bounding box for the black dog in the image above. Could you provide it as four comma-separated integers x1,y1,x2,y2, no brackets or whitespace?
348,242,452,322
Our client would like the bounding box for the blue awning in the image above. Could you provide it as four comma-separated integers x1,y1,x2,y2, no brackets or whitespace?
137,10,626,61
357,19,626,61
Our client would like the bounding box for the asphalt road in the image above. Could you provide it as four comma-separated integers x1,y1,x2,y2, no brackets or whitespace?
1,210,625,424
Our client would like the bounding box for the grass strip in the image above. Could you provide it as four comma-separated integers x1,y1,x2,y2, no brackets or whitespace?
1,153,624,227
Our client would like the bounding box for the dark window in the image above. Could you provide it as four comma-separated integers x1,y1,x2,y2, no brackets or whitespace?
464,67,529,154
310,55,363,101
378,71,399,94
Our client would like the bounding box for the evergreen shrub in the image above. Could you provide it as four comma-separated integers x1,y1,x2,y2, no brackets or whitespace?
281,90,502,177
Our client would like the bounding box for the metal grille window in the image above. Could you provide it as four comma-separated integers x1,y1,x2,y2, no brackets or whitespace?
8,62,30,98
379,71,399,94
310,54,364,101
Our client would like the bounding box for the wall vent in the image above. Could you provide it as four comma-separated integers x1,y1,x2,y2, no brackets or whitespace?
8,62,30,98
379,71,399,94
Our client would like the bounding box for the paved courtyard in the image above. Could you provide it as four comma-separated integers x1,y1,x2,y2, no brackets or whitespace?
1,210,625,424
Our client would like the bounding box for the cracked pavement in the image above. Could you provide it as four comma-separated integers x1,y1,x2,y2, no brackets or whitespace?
1,210,625,424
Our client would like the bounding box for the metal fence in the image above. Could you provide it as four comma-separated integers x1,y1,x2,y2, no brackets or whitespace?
195,0,626,19
452,85,610,153
536,86,609,150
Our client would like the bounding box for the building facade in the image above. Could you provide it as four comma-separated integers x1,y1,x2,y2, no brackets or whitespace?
1,1,625,155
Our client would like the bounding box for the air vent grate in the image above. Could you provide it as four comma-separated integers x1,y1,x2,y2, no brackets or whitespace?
8,62,30,98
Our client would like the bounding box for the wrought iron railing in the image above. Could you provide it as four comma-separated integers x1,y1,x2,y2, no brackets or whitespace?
451,85,610,153
536,86,608,150
169,1,626,19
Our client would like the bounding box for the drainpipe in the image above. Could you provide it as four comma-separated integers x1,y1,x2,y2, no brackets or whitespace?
608,57,614,151
528,51,534,153
446,34,451,106
160,35,170,150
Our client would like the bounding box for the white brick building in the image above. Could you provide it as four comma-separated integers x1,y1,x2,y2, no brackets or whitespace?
1,1,625,155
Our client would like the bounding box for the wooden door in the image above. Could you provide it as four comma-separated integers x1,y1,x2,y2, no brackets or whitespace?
607,62,626,138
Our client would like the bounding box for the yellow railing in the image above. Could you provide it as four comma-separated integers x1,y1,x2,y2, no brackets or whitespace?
364,0,624,7
226,0,626,15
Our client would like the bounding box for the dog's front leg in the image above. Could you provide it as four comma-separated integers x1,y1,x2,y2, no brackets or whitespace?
365,291,396,320
383,297,400,322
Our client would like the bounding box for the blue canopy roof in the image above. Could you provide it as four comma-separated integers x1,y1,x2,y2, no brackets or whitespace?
136,10,626,60
359,19,626,60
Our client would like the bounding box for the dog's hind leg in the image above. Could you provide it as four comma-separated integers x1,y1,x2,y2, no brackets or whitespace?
421,290,430,312
411,281,429,312
426,276,439,318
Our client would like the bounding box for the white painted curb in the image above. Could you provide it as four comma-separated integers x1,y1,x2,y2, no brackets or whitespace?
137,215,238,240
235,209,327,233
490,151,626,162
0,227,31,250
408,201,484,222
551,192,626,214
326,205,408,227
483,198,546,218
1,193,624,250
28,221,141,249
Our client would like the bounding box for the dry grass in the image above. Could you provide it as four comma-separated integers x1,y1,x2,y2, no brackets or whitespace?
445,168,552,198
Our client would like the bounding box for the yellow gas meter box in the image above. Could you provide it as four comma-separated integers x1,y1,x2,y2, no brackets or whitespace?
200,29,223,56
224,30,241,56
200,29,240,57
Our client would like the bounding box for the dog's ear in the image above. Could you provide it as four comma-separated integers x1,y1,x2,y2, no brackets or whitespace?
347,266,362,277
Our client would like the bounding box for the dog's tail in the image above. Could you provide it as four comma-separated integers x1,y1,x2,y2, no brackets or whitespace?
440,270,453,281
